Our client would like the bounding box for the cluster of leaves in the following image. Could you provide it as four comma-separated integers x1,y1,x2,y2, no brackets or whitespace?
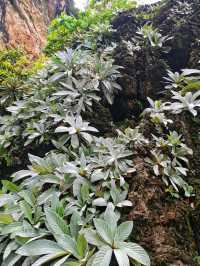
0,49,47,109
165,68,200,94
124,24,172,56
0,49,150,266
0,49,30,108
0,47,122,165
142,69,200,197
45,0,136,54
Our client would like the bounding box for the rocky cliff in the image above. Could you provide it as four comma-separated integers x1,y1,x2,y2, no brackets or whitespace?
0,0,73,56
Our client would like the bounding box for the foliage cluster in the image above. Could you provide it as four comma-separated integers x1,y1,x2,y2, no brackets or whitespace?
0,3,199,265
0,46,121,165
0,45,150,265
0,49,30,107
45,0,136,54
0,49,46,109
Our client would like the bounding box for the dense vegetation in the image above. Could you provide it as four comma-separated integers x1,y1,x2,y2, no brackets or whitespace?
45,0,136,54
0,0,199,265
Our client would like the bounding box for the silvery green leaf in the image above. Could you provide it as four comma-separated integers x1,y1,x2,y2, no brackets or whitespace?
93,219,113,245
55,126,69,133
32,253,68,266
17,240,64,256
91,245,112,266
119,242,150,266
2,254,22,266
116,200,132,208
114,249,130,266
45,208,69,236
3,241,18,260
103,203,119,229
83,229,105,247
12,170,36,182
92,198,107,207
115,222,133,242
91,170,105,183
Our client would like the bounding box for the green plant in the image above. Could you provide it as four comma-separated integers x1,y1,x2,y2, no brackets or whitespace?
45,0,136,54
0,49,30,107
164,68,200,93
136,24,172,48
143,97,172,126
84,204,150,266
170,90,200,116
55,115,98,148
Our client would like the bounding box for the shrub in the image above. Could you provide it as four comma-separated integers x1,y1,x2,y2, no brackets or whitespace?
44,0,136,54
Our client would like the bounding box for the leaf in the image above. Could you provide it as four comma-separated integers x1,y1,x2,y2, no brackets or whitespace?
93,219,113,245
91,245,112,266
76,234,88,258
70,212,81,239
49,72,65,82
45,208,69,236
116,200,132,208
71,134,79,148
20,201,32,223
91,170,105,183
115,222,133,242
17,240,64,256
0,214,14,224
54,255,71,266
32,252,68,266
0,194,13,207
92,198,107,207
53,234,78,258
64,261,81,266
182,69,200,76
114,249,130,266
103,203,119,229
2,254,21,266
12,170,36,182
3,241,18,260
2,180,20,192
119,242,150,266
83,229,105,247
80,182,90,202
55,126,69,133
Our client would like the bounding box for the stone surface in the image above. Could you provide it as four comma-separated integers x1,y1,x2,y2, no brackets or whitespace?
0,0,72,57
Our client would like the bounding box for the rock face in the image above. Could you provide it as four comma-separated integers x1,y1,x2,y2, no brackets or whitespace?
0,0,72,57
110,0,200,121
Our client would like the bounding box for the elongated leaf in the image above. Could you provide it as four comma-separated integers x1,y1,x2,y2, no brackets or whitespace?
54,255,70,266
0,214,13,224
2,180,20,192
3,241,18,260
91,245,112,266
83,229,105,247
32,252,68,266
17,240,64,256
56,234,78,258
92,198,107,207
76,234,88,258
12,170,36,182
114,249,130,266
115,222,133,242
45,208,69,236
93,219,113,245
2,254,21,266
119,242,150,266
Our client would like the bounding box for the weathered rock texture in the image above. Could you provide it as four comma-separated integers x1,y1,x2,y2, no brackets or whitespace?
0,0,72,56
110,0,200,121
